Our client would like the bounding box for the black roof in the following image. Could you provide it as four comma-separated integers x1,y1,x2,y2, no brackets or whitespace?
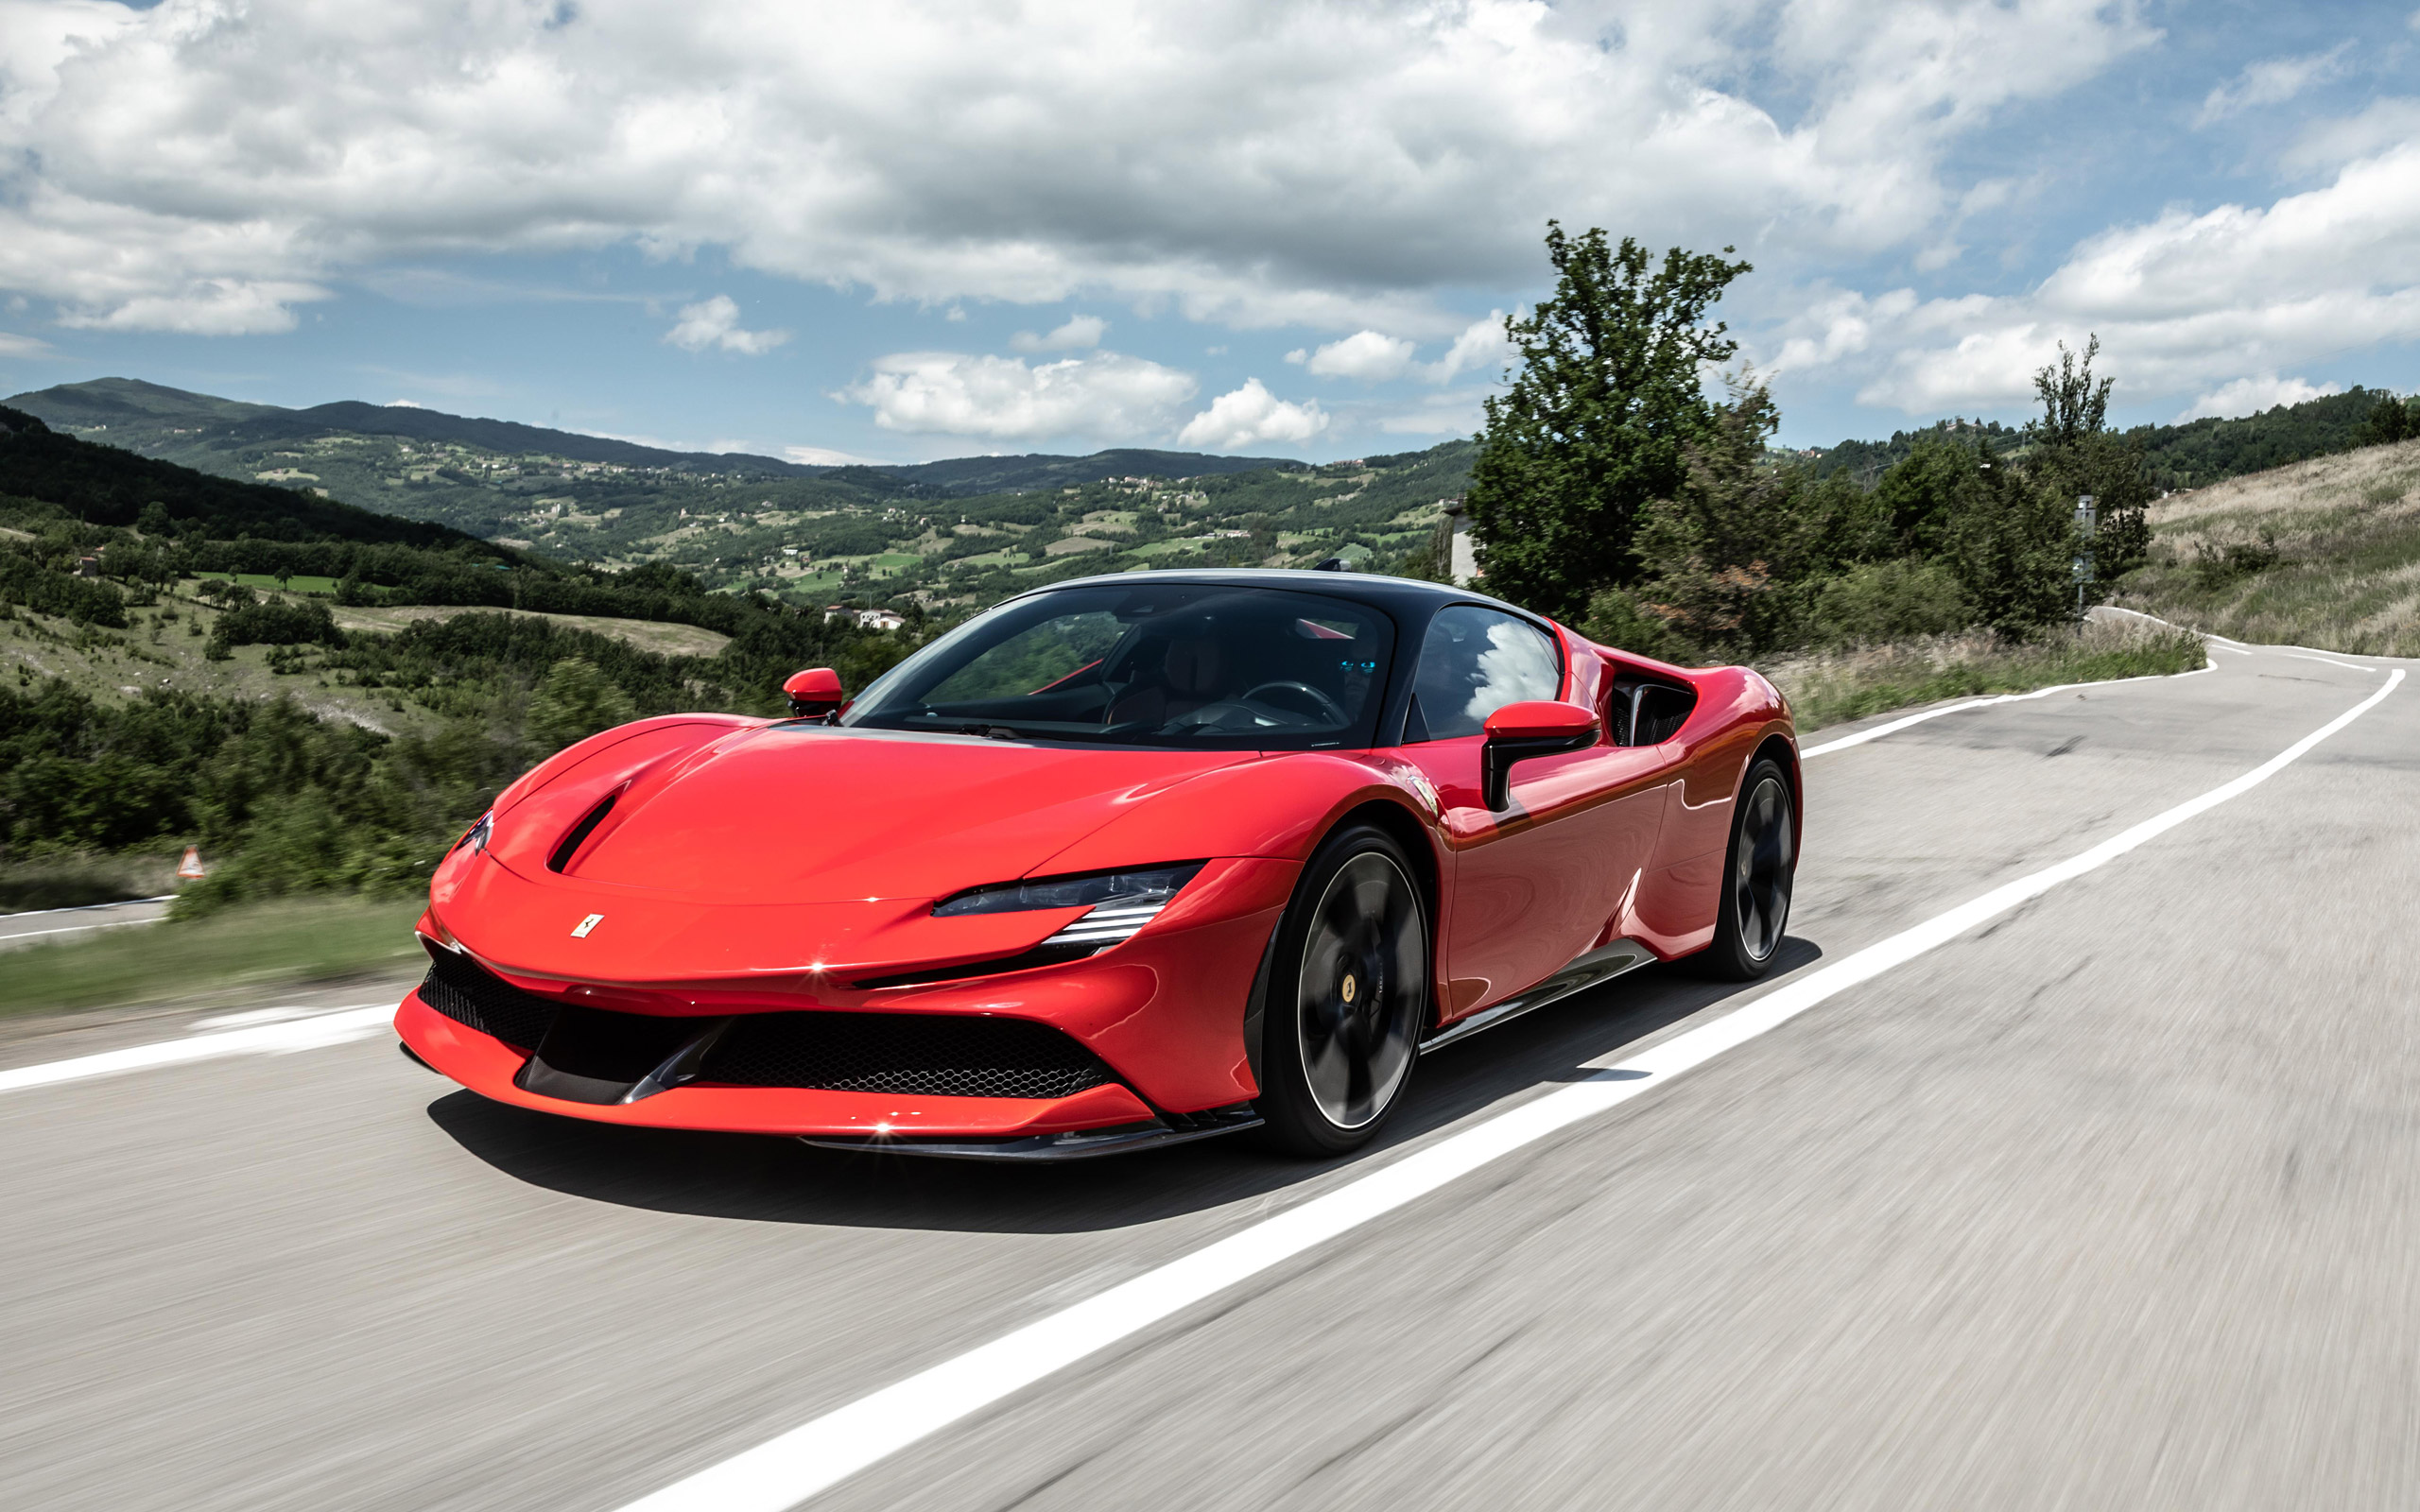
1011,567,1555,628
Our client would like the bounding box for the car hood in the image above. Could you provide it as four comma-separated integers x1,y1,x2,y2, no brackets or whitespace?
511,726,1259,905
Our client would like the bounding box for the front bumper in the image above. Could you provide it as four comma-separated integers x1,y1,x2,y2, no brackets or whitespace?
397,856,1297,1138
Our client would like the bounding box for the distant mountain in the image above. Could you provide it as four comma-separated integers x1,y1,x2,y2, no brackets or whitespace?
0,401,496,551
878,447,1301,493
2,375,1448,608
6,379,1303,496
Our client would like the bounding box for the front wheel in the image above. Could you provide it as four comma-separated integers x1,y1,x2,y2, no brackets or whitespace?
1692,756,1796,981
1254,824,1430,1157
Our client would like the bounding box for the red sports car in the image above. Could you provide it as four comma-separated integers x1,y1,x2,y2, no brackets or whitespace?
396,570,1798,1159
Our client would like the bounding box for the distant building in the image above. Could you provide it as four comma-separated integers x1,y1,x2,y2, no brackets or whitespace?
1442,497,1478,585
857,609,906,632
75,555,101,577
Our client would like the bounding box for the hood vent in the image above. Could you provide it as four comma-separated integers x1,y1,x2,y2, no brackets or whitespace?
547,789,622,874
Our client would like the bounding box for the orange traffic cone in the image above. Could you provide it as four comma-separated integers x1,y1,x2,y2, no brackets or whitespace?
177,847,206,881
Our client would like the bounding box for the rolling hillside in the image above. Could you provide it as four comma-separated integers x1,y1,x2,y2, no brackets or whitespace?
6,379,1470,603
2112,437,2420,656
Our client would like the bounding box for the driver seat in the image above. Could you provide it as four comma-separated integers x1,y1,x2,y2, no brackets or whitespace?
1108,636,1228,726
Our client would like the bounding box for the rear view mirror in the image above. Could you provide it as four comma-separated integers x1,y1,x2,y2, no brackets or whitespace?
1479,700,1598,810
784,667,845,720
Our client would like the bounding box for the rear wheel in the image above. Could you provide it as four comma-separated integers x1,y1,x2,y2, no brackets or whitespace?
1693,757,1795,981
1254,824,1429,1157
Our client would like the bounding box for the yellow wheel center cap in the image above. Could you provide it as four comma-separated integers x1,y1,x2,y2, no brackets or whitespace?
1340,974,1358,1004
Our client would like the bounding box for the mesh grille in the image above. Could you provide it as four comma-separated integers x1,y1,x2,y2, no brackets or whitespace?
420,949,562,1050
701,1011,1114,1100
418,950,1115,1101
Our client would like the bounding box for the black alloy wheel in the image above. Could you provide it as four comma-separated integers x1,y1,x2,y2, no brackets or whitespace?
1694,756,1796,981
1256,824,1429,1156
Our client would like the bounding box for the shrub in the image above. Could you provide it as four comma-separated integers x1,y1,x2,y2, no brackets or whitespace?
1806,558,1969,645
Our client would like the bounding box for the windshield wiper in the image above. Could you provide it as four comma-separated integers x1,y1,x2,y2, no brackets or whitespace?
952,723,1023,740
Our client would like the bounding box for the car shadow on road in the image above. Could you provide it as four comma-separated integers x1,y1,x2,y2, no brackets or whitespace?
425,935,1824,1234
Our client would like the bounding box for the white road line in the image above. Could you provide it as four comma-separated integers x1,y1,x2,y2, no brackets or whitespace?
2210,643,2254,656
0,1005,395,1096
0,917,165,941
614,669,2404,1512
2284,651,2377,672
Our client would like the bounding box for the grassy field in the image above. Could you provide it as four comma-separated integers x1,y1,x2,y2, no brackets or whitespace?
2114,438,2420,656
1761,616,2208,732
3,589,433,732
329,603,732,657
194,571,342,593
0,895,424,1019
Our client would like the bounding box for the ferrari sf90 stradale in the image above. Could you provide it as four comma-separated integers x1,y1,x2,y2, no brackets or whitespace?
397,570,1798,1158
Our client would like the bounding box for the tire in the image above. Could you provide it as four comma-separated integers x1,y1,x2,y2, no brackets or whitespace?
1253,824,1430,1157
1691,757,1796,981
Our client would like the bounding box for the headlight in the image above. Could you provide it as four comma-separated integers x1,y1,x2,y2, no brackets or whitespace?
933,862,1205,950
452,811,493,855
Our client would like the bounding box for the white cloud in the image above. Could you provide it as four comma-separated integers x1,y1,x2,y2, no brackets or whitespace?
0,330,53,356
384,398,427,408
1800,135,2420,414
1304,330,1417,382
1424,313,1514,384
1375,393,1488,436
843,350,1198,440
2196,46,2349,127
2283,96,2420,176
665,295,788,354
784,443,883,466
2174,374,2342,423
0,0,2156,334
1010,314,1106,352
1177,379,1327,451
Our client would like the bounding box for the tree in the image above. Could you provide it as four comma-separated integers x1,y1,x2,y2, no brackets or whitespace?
528,657,636,753
2024,335,2151,583
2358,391,2414,447
1466,224,1753,623
1624,382,1813,657
1952,438,2075,635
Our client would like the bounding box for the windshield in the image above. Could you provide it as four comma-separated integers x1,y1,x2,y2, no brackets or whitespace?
843,581,1397,748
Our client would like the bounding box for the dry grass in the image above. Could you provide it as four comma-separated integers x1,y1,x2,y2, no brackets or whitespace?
1760,616,2207,732
332,603,732,657
2117,438,2420,655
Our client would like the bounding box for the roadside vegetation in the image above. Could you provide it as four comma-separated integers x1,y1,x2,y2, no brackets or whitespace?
1765,617,2206,732
2112,434,2420,657
0,895,424,1018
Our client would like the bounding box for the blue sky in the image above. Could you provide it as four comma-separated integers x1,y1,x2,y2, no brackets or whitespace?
2,1,2417,462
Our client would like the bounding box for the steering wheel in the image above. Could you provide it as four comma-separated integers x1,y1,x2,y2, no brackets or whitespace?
1242,680,1348,725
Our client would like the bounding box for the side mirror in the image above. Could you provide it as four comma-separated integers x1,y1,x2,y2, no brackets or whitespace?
1480,700,1598,811
784,667,845,721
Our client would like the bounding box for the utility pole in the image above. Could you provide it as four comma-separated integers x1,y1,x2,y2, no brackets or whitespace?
2073,494,2097,614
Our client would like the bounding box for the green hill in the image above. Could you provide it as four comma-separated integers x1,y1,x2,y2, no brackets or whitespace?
0,403,495,550
1807,388,2388,490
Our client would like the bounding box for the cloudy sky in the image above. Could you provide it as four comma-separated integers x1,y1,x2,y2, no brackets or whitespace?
0,0,2414,462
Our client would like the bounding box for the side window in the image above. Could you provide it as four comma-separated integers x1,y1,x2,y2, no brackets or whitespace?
1406,606,1562,741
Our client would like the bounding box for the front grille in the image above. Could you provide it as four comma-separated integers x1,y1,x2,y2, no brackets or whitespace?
701,1012,1114,1100
419,949,562,1050
418,949,1115,1101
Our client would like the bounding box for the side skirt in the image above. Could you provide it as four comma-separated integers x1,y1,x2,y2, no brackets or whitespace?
1420,939,1655,1053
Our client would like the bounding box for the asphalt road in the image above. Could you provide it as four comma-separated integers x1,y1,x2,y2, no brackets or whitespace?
5,636,2416,1512
0,895,170,952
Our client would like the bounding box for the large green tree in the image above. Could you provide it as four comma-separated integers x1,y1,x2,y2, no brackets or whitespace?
1466,225,1752,623
2023,335,2151,583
